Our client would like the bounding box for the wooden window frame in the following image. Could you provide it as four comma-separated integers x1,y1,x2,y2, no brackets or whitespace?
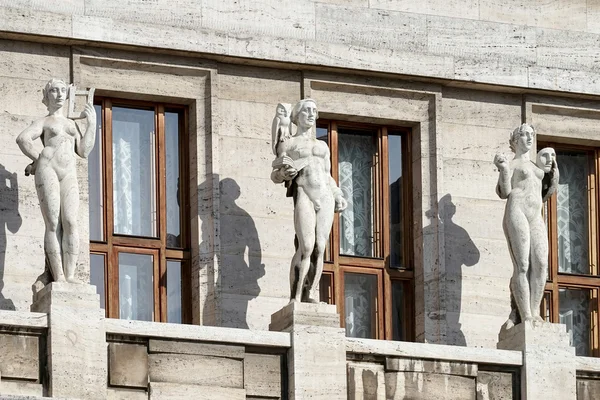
319,120,414,341
542,142,600,356
90,98,191,323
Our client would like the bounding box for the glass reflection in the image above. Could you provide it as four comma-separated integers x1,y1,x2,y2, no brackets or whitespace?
344,272,377,338
559,287,591,356
165,111,181,248
112,107,157,237
389,134,403,268
90,254,105,310
88,104,103,241
118,253,154,321
167,260,182,323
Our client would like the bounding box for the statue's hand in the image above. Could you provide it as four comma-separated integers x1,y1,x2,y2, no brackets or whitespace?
24,160,37,176
80,103,96,122
494,153,509,170
282,165,297,180
334,195,347,212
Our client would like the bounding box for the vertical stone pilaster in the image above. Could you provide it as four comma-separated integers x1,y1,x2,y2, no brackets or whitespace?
31,282,107,399
497,321,576,400
270,302,347,400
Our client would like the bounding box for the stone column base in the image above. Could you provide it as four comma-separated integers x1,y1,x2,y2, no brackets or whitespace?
270,302,347,400
31,282,107,399
497,321,575,400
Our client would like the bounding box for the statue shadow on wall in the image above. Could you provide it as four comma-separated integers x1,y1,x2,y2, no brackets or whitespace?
436,193,480,346
199,177,265,329
0,164,22,310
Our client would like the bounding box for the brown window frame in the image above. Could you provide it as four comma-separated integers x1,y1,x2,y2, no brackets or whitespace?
90,98,191,323
541,142,600,356
318,120,414,341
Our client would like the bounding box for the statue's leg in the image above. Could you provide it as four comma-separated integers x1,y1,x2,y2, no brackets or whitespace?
293,191,316,302
289,236,302,300
35,171,65,282
60,174,79,283
506,211,533,322
307,195,335,303
529,219,549,322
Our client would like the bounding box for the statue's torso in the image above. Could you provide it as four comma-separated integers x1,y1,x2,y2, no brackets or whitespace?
508,159,544,218
38,115,77,181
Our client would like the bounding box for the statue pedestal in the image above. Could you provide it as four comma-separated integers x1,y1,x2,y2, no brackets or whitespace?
497,321,576,400
270,302,347,399
31,282,107,399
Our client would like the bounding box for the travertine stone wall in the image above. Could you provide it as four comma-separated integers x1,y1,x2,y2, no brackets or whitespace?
2,1,600,96
347,357,517,400
106,336,284,400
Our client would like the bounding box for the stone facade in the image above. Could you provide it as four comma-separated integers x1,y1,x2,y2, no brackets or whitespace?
0,1,599,399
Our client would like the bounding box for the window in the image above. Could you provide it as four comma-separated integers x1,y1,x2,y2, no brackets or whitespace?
88,99,190,323
542,144,600,356
317,121,413,340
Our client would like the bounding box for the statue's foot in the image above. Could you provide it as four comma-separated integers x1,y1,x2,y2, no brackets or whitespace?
306,297,320,304
532,315,544,323
55,276,67,283
66,277,82,284
288,298,299,305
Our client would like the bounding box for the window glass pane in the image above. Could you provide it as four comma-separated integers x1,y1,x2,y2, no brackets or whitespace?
541,291,551,322
89,104,103,241
344,272,377,338
90,254,105,310
119,253,154,321
319,272,333,304
112,107,157,237
338,129,377,257
316,126,328,143
392,281,406,340
167,260,182,323
556,151,589,274
165,111,181,248
389,134,404,268
559,287,592,356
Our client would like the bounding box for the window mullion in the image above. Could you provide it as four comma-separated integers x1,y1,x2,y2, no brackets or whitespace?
157,105,167,322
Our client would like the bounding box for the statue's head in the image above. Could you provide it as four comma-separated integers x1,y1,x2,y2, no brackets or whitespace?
42,79,68,110
291,99,318,130
509,123,535,153
536,147,556,173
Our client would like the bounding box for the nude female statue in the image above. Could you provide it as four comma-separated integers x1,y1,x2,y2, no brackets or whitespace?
494,124,558,328
16,79,96,284
271,99,347,303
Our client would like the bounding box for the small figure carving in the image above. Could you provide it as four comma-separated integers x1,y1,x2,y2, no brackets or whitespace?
271,99,347,303
494,124,558,330
16,79,96,284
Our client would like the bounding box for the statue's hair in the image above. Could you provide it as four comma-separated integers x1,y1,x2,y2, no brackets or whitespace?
509,123,535,153
42,79,67,108
290,98,318,126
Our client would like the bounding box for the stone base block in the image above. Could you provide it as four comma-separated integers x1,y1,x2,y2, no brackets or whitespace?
269,301,339,332
30,282,107,399
270,302,346,400
497,321,575,400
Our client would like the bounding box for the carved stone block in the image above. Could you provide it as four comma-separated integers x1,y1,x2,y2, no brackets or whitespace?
108,343,149,388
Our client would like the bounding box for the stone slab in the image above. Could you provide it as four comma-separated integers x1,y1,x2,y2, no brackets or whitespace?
477,370,514,400
148,382,245,400
385,371,476,400
386,357,478,377
148,353,243,388
244,353,282,397
104,319,291,348
347,362,386,400
0,380,43,397
148,339,244,359
107,387,148,400
108,343,148,388
346,337,522,366
0,334,39,380
269,302,339,332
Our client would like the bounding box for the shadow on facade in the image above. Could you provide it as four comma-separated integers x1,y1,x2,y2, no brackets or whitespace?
0,164,21,310
439,193,480,346
199,177,265,329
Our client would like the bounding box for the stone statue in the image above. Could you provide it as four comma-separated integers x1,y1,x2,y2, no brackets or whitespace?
271,99,347,303
494,124,558,329
16,79,96,284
